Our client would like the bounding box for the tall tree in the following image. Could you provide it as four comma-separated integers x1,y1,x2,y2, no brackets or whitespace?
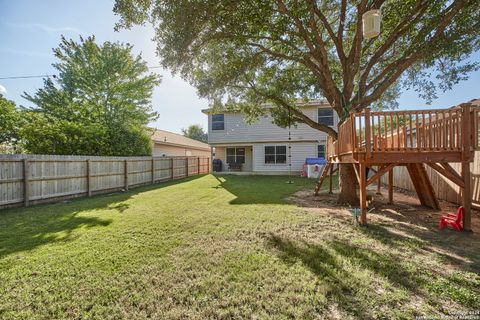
182,124,208,142
114,0,480,203
21,36,160,156
0,94,20,152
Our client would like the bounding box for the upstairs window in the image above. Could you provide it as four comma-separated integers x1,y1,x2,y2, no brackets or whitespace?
318,108,334,126
317,145,325,158
226,147,245,164
212,114,225,130
265,146,287,164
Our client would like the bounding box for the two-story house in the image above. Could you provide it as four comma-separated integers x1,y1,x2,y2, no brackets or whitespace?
202,100,338,174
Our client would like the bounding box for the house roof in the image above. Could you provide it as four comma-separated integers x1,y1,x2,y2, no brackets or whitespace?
149,128,210,151
201,99,330,114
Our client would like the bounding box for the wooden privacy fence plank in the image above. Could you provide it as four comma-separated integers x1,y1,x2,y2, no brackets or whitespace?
86,159,92,197
23,159,29,207
0,155,209,209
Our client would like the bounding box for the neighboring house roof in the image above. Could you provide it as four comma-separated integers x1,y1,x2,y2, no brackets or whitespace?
150,128,210,151
457,98,480,107
201,99,330,114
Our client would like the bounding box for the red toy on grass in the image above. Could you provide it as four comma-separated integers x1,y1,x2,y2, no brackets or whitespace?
438,207,464,231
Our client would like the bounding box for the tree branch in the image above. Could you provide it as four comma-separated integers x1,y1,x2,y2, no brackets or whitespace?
343,0,368,102
307,0,346,63
357,0,469,107
275,0,342,112
359,1,430,95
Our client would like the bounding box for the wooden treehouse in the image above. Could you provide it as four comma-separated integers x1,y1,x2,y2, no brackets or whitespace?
316,102,479,231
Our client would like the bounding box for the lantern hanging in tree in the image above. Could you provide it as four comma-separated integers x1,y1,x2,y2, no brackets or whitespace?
362,9,382,39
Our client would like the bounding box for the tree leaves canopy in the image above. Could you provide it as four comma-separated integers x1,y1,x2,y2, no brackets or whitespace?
114,0,479,138
21,36,160,156
0,94,20,147
181,124,208,142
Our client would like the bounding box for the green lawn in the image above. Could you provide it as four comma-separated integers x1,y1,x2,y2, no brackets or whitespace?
0,175,478,319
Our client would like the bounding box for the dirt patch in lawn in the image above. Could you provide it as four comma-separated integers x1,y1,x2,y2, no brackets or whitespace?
288,187,480,273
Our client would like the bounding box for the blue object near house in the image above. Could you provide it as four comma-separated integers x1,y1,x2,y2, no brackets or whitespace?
305,157,326,165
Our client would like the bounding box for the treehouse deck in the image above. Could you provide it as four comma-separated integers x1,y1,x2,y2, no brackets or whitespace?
321,102,480,230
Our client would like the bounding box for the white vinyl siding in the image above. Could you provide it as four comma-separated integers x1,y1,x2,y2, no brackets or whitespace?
208,106,338,144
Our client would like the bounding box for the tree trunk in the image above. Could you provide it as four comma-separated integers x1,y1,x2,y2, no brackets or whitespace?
337,163,358,205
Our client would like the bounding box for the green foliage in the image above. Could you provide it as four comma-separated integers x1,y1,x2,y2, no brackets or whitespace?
0,95,20,147
181,124,207,142
20,36,160,156
114,0,479,136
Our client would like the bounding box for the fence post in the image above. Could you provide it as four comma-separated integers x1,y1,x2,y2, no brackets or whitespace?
86,159,92,197
23,158,29,207
171,158,174,180
185,157,189,177
197,157,200,174
151,158,155,184
124,159,129,191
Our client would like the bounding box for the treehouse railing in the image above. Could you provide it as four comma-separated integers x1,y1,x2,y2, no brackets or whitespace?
327,103,479,161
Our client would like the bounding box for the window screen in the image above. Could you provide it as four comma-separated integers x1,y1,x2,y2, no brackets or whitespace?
212,114,225,130
264,146,287,164
318,108,334,126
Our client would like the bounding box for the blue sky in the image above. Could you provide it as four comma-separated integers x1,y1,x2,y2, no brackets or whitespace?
1,0,479,134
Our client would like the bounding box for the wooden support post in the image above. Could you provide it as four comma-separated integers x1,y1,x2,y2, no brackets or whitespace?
388,168,393,204
23,158,29,207
376,175,381,195
328,163,333,194
185,157,189,177
359,163,367,225
151,158,155,184
86,159,92,197
124,160,129,191
197,157,200,175
462,161,472,231
171,158,175,180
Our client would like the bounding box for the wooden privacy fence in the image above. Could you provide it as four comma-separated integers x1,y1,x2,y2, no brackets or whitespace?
380,151,480,210
0,154,210,209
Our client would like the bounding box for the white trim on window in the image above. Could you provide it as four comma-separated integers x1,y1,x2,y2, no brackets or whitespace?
226,147,245,164
318,108,334,126
317,144,326,158
211,114,225,131
264,145,287,164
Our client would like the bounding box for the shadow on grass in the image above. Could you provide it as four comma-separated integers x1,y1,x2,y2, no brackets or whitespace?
213,175,332,205
267,234,380,319
0,175,204,260
267,233,480,318
359,220,480,274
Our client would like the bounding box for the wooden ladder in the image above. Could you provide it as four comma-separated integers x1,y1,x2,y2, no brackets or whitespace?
314,162,332,196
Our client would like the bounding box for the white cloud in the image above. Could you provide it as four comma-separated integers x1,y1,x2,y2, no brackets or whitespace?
5,22,80,34
0,84,6,94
